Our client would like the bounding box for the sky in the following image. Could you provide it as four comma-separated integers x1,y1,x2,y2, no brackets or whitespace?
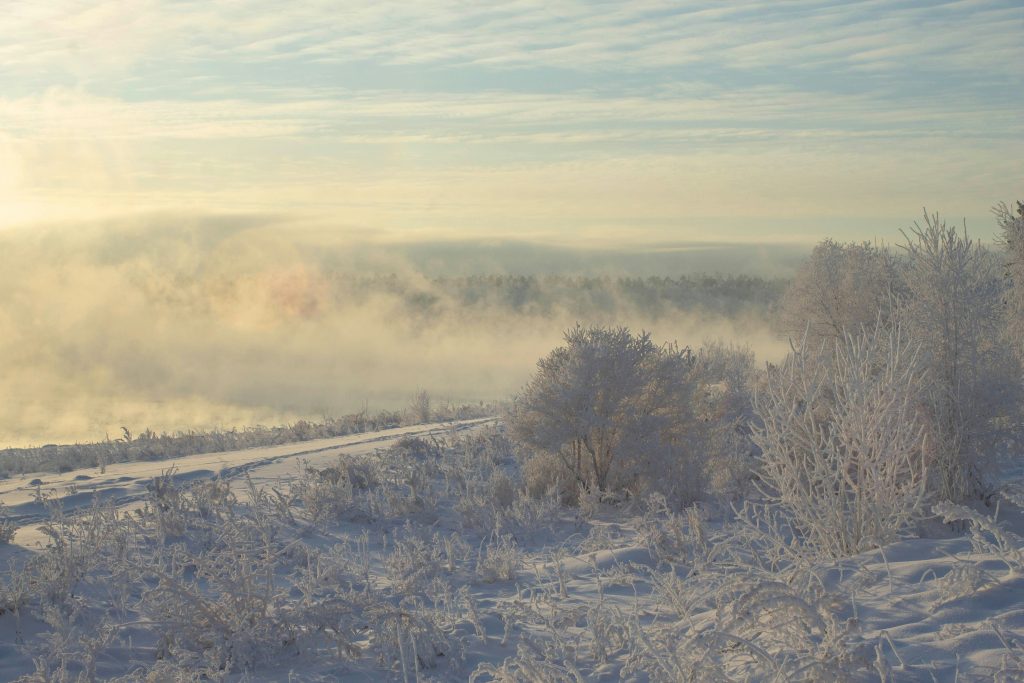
1,0,1021,244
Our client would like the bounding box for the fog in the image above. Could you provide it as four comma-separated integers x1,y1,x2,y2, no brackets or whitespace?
0,214,801,447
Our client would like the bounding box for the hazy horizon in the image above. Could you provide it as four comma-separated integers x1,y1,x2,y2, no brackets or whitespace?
0,216,794,448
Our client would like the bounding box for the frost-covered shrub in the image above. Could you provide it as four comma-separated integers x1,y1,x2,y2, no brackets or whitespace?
512,327,758,508
138,470,238,546
345,456,380,491
138,528,295,670
407,389,433,424
625,573,877,683
503,486,561,537
143,468,190,540
753,323,929,557
636,494,710,565
932,501,1024,575
296,462,355,524
454,491,498,532
475,534,523,583
368,597,462,675
385,525,444,593
488,469,517,509
26,500,118,609
291,456,380,524
522,451,573,504
438,531,473,573
188,478,235,521
0,502,15,544
386,443,440,500
393,434,441,460
363,443,443,520
510,325,697,501
463,426,516,465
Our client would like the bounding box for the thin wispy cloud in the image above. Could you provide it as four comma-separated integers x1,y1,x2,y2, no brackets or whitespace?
5,1,1018,74
0,0,1020,238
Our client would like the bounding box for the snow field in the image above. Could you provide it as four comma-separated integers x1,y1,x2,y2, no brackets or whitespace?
1,423,1023,681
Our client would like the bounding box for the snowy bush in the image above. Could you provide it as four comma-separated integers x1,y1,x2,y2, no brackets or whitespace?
637,493,710,565
296,462,356,525
366,597,462,676
753,323,929,557
384,525,444,593
624,573,877,683
291,457,382,525
502,485,561,537
475,534,523,583
488,469,517,509
933,500,1023,575
407,389,433,424
510,325,700,503
0,502,15,544
521,451,573,504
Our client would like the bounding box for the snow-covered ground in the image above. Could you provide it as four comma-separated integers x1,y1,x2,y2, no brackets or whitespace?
1,422,1023,682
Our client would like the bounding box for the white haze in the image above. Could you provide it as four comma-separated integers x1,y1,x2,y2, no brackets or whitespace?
0,214,797,447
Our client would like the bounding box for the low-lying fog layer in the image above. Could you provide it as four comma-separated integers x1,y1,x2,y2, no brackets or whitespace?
0,214,799,447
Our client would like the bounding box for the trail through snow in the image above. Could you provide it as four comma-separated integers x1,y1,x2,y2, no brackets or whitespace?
0,418,494,551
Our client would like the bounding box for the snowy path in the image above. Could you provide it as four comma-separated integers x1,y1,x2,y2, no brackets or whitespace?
0,417,495,551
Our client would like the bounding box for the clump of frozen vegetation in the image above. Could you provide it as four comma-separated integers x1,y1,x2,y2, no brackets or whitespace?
510,325,756,508
0,502,15,544
754,322,929,557
778,209,1021,503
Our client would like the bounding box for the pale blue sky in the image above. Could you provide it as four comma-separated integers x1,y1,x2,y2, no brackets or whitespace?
1,0,1021,242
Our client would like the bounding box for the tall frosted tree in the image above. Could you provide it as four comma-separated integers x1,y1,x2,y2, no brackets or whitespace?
898,211,1019,501
779,239,902,346
996,200,1024,358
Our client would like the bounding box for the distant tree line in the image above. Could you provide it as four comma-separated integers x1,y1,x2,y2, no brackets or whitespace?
331,273,788,320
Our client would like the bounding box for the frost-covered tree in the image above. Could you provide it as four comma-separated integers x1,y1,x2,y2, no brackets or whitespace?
779,239,902,346
898,211,1019,501
996,200,1024,358
753,323,929,557
510,325,697,500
